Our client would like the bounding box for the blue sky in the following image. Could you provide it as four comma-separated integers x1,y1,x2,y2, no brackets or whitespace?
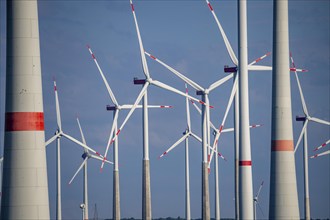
1,0,329,219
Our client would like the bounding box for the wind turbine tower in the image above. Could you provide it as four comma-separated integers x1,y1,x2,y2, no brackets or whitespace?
269,0,300,219
238,0,254,219
2,0,50,219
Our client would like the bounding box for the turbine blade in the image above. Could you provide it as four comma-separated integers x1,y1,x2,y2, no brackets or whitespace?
208,73,234,92
150,79,212,108
247,65,272,71
185,84,191,130
87,46,119,106
255,180,264,199
190,98,202,114
310,150,330,158
101,109,119,170
221,124,263,133
313,139,330,152
130,0,150,78
68,157,88,185
106,82,149,151
90,154,114,164
294,121,308,153
248,52,271,66
309,117,330,126
145,51,204,91
205,0,238,65
61,132,103,157
45,133,61,147
159,133,190,159
190,132,202,143
53,81,62,131
290,53,309,116
76,117,87,146
209,73,238,165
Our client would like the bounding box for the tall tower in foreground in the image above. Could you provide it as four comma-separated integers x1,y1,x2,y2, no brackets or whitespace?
1,0,50,219
269,0,300,219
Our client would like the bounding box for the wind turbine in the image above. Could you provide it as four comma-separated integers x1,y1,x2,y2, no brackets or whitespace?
45,80,107,220
145,50,235,219
95,1,211,218
291,54,330,220
68,117,114,220
313,140,330,152
86,45,172,220
158,84,227,220
254,180,265,220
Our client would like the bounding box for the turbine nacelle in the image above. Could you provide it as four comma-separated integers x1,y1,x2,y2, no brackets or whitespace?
224,65,238,73
133,77,147,85
296,115,306,122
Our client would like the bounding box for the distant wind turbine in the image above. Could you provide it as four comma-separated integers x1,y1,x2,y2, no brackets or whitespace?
291,52,329,220
45,80,107,220
87,44,172,220
254,180,265,220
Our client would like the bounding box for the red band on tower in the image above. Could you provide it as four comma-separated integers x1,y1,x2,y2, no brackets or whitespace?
239,160,252,166
271,140,294,151
5,112,44,131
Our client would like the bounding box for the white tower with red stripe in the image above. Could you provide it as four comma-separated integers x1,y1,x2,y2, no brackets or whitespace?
1,0,50,219
269,0,300,219
237,0,254,219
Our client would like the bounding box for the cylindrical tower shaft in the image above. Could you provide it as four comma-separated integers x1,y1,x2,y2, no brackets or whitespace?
142,91,152,219
269,0,300,219
113,111,120,220
185,137,191,220
83,153,88,220
238,0,254,219
201,94,210,219
2,0,50,218
303,128,310,220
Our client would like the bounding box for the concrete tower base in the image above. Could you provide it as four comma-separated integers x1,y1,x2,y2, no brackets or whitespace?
113,170,120,220
142,159,152,220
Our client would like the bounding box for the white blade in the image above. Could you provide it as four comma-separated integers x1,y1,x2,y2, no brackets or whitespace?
255,180,264,199
107,82,149,149
209,74,238,165
310,150,330,158
247,65,272,71
130,0,150,78
87,46,119,106
190,132,227,161
120,104,172,109
190,99,202,114
309,117,330,126
313,139,330,152
290,52,309,116
69,157,88,185
208,73,233,92
150,79,212,108
145,51,204,91
101,109,119,171
205,0,238,65
45,132,61,147
294,121,308,153
90,154,114,164
76,117,87,146
248,52,271,66
221,124,263,133
159,133,190,158
61,132,103,157
185,84,191,130
53,81,62,131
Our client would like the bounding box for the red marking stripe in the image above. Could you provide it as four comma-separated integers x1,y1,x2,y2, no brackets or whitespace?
5,112,44,131
131,3,134,11
92,54,96,59
239,160,252,166
150,55,156,60
208,3,213,11
322,143,326,146
116,129,121,135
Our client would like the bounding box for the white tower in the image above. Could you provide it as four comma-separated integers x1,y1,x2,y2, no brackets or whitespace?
2,0,50,219
238,0,254,219
269,0,300,219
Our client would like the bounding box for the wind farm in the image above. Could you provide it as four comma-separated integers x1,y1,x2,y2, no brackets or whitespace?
0,0,329,219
